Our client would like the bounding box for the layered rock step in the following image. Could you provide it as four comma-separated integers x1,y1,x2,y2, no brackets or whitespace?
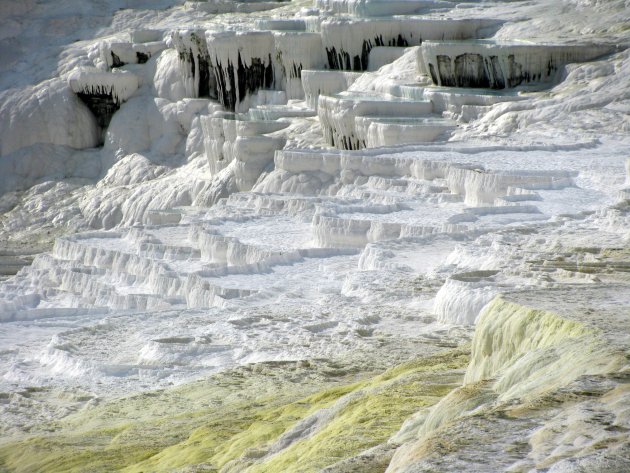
185,0,293,14
422,86,526,121
316,0,457,17
68,68,139,131
172,29,323,109
354,116,457,147
2,142,580,319
421,39,613,89
62,6,615,157
318,92,434,149
321,18,500,71
200,112,289,186
1,207,348,314
166,16,500,112
97,32,165,69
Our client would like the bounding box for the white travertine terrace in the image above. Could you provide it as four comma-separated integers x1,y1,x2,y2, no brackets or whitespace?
321,18,501,70
354,116,457,147
422,40,614,88
422,86,527,119
99,40,166,68
68,68,140,105
184,0,292,14
0,0,628,470
316,0,455,17
206,30,276,112
301,70,362,109
432,271,498,325
273,32,325,99
255,18,307,31
169,30,215,98
318,93,434,149
201,114,289,175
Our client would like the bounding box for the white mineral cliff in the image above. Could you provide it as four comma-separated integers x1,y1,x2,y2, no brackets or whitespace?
0,0,628,471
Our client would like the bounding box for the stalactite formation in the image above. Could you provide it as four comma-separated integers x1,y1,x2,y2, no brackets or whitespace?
213,54,275,111
4,4,628,472
76,89,120,129
171,31,217,99
326,36,411,71
67,69,139,141
424,42,612,89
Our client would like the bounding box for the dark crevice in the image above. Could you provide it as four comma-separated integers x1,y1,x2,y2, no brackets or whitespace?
433,52,543,89
110,51,124,68
487,55,505,89
214,53,274,111
326,34,411,71
429,63,438,85
176,33,217,99
76,91,120,144
136,51,149,64
436,55,456,87
454,53,490,88
327,129,363,151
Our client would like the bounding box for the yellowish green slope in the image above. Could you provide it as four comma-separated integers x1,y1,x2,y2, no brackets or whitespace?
0,349,468,473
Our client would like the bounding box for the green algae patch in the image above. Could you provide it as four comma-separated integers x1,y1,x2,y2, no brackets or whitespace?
211,383,362,466
465,297,594,385
126,383,363,473
0,349,468,473
0,424,160,473
0,359,361,473
244,349,469,473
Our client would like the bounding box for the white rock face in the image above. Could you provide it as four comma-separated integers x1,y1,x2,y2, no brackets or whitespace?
0,145,102,195
0,79,100,157
317,0,454,17
355,116,457,147
433,272,498,325
206,31,276,112
153,49,188,101
232,134,287,191
273,32,325,99
200,114,289,176
321,18,500,71
68,68,140,104
422,40,614,88
319,94,434,149
301,70,362,109
169,30,215,99
0,1,629,471
99,39,166,69
368,46,408,71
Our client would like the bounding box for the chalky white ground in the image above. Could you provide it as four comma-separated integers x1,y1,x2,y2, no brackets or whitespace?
0,0,629,470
